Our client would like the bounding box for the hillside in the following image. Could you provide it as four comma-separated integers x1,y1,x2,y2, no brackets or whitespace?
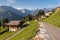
44,11,60,28
10,20,38,40
0,6,23,21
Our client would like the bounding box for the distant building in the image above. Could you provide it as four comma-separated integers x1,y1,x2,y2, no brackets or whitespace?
45,12,52,17
40,15,45,19
7,20,23,31
55,7,60,12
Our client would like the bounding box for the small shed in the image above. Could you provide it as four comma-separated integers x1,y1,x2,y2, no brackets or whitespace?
7,20,23,31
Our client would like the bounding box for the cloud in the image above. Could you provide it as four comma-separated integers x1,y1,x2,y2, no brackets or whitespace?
15,7,35,10
6,0,16,3
5,0,17,6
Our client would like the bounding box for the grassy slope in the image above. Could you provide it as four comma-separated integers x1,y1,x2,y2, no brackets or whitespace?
10,20,38,40
0,31,17,40
0,27,8,33
44,11,60,27
0,27,17,40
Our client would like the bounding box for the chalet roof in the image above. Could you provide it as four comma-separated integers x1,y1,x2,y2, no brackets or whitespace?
7,20,20,25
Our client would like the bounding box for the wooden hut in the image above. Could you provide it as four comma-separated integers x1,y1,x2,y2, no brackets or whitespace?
7,20,23,31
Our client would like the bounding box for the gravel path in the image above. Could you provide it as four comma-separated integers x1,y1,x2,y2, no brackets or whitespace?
40,22,60,40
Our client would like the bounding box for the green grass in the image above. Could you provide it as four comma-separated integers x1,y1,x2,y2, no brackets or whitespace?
0,31,14,40
10,20,38,40
0,27,8,33
0,27,17,40
43,11,60,28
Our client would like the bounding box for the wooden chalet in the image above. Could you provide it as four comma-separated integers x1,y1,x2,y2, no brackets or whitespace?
7,20,23,31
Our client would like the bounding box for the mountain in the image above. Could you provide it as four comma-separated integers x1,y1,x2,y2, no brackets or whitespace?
0,6,40,21
20,9,40,16
43,8,55,13
0,6,23,21
19,9,34,16
33,9,39,15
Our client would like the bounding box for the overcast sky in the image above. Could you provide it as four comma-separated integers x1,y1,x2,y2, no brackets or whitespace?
0,0,60,10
